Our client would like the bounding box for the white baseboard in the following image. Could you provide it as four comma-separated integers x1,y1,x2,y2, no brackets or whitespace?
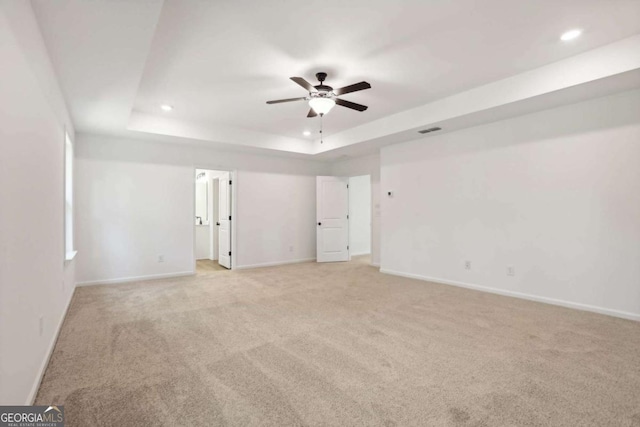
77,271,194,287
235,258,316,270
371,262,380,268
380,268,640,322
350,251,371,257
26,287,75,405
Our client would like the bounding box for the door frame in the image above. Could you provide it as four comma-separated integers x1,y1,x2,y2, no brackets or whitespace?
192,167,237,271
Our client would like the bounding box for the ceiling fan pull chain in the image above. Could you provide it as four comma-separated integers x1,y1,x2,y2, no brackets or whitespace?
320,114,324,144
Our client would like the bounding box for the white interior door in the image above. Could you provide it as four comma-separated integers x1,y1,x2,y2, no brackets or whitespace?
317,176,349,262
218,172,232,269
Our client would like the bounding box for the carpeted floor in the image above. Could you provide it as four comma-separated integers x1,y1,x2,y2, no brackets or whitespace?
196,259,228,273
36,256,640,426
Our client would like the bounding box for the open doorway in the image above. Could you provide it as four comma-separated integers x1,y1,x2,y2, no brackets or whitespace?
194,168,233,273
348,175,372,265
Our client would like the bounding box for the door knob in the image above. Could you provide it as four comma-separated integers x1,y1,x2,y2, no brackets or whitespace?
318,222,322,226
216,222,220,226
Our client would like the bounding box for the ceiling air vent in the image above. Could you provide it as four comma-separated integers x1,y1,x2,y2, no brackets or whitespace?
418,127,442,134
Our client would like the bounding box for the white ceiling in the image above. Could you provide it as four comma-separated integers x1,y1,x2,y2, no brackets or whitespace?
32,0,640,159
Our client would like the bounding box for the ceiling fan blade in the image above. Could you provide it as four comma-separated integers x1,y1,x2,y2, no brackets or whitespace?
290,77,316,92
335,98,368,112
333,81,371,96
307,108,318,118
266,97,307,104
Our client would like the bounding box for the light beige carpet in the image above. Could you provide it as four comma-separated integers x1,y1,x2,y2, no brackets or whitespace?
196,259,228,273
36,257,640,426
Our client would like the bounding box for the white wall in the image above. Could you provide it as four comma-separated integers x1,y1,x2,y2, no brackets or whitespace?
75,159,193,283
332,154,381,266
348,175,371,256
235,171,317,268
75,134,330,283
0,2,76,404
380,89,640,320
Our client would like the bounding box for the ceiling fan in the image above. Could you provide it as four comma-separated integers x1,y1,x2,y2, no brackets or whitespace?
266,72,371,118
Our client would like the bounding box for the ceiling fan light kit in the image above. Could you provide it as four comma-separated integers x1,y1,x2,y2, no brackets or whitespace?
308,97,335,115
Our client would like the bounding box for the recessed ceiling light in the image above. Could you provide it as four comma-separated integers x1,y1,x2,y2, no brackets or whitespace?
160,104,173,112
303,131,311,136
561,29,582,41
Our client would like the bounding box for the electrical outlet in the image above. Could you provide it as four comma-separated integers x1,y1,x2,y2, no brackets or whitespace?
465,260,471,270
158,255,164,263
39,316,44,337
507,266,515,276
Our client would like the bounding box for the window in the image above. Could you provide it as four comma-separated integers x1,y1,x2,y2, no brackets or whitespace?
64,132,76,261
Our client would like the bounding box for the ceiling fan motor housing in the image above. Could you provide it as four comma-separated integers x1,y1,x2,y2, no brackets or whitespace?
314,84,334,94
314,72,333,94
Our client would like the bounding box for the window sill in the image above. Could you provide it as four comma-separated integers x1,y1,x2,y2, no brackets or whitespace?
65,250,78,262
